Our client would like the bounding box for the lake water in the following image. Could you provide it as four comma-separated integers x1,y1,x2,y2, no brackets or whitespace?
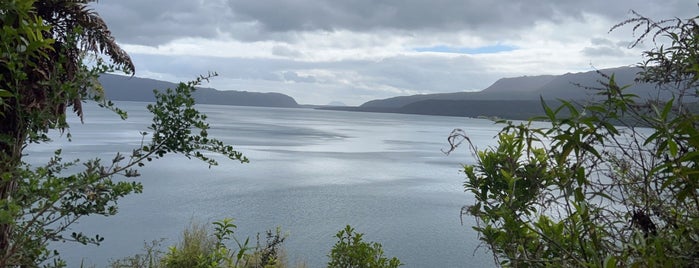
27,102,502,267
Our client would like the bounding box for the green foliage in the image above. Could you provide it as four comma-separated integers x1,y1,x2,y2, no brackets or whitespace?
0,1,247,266
144,75,248,167
452,10,699,267
327,225,401,268
1,72,249,266
162,221,221,268
111,219,288,268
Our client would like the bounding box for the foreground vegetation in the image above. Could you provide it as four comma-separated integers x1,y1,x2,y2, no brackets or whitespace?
451,9,699,267
0,0,243,266
109,221,400,268
109,219,290,268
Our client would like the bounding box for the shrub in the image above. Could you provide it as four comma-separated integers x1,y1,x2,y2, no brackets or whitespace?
111,219,288,268
451,9,699,267
327,225,401,268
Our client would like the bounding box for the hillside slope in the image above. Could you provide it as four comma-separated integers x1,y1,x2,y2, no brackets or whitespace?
360,67,654,109
99,74,300,108
321,67,667,119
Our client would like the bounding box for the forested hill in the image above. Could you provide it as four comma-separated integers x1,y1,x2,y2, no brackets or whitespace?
322,67,664,120
99,74,300,108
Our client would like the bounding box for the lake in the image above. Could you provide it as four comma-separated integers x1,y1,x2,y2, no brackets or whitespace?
27,102,502,267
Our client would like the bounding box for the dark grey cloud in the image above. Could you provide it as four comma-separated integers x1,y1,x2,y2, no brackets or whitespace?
581,37,630,57
93,1,235,45
94,0,697,46
272,45,304,58
581,46,625,57
228,0,568,32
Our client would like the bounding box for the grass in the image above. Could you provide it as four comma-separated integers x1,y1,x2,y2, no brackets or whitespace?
108,220,306,268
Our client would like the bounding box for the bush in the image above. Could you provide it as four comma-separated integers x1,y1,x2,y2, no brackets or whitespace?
327,225,401,268
161,221,219,268
451,9,699,267
110,219,288,268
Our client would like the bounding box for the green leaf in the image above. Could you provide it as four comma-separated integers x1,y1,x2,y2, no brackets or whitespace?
668,139,678,157
540,96,556,121
0,89,12,97
604,255,617,268
661,98,674,119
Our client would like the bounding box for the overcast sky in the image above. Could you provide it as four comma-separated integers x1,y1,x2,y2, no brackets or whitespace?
93,0,697,105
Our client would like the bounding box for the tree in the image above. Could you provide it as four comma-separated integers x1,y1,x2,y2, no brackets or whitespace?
450,10,699,267
0,1,247,266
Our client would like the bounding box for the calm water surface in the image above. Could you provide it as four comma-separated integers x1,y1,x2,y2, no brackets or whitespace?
28,102,502,267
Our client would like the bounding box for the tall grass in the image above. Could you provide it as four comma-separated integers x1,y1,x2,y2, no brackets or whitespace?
109,219,300,268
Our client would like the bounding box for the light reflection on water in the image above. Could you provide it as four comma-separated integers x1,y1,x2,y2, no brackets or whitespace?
26,102,501,267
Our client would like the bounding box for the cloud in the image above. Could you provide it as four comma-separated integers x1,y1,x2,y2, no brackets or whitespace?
283,71,317,83
581,46,625,57
95,0,697,46
272,45,304,58
124,52,494,105
91,0,699,105
93,1,236,45
581,37,631,57
414,44,517,54
223,0,657,36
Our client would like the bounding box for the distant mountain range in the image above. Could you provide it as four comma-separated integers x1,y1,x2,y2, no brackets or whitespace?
99,74,299,108
322,66,668,120
99,67,674,120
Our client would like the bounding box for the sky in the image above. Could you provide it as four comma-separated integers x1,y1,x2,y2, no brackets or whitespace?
92,0,698,106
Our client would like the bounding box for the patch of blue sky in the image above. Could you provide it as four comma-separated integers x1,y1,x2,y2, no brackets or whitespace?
414,44,517,54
